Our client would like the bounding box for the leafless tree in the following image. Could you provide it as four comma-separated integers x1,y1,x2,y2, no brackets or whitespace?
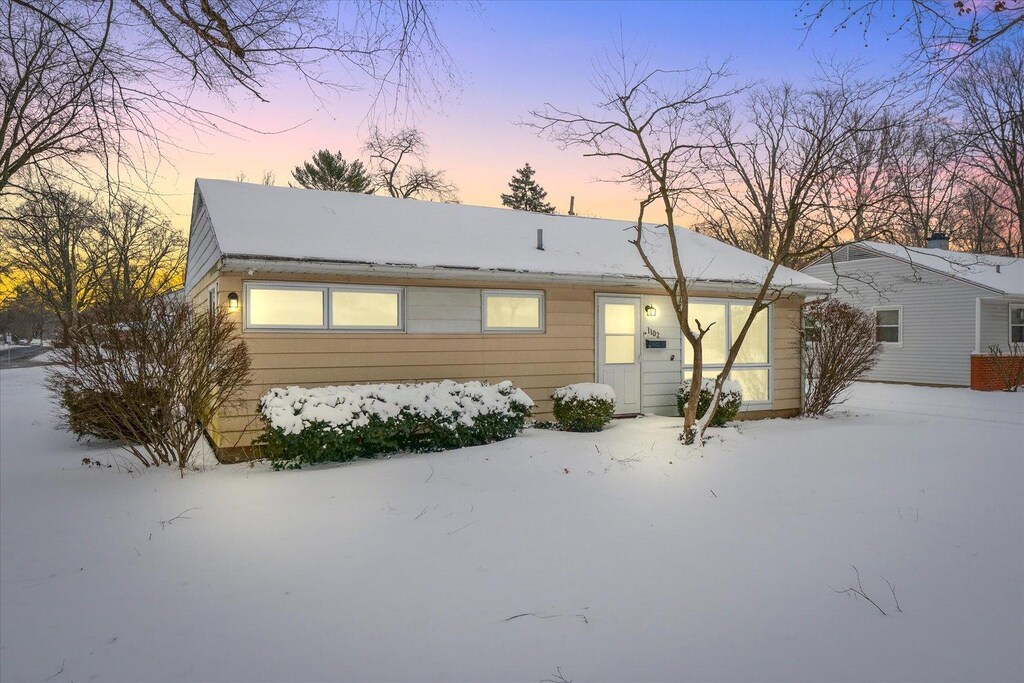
693,72,899,268
0,184,185,327
532,51,900,442
948,38,1024,256
1,0,461,196
531,50,765,443
364,126,458,201
821,106,905,243
95,197,186,302
0,284,55,342
0,182,102,326
887,121,964,246
799,0,1024,76
951,183,1014,254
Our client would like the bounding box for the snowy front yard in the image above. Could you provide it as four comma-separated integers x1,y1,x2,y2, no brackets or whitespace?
1,366,1022,683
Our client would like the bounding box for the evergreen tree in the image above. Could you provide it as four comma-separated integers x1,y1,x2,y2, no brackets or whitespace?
500,163,556,213
291,150,374,193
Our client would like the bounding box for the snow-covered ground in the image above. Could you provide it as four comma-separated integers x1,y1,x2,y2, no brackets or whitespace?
1,366,1022,683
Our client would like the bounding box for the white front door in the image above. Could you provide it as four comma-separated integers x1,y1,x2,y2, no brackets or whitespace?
597,295,642,414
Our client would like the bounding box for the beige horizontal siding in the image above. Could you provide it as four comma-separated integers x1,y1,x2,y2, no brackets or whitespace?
206,270,805,448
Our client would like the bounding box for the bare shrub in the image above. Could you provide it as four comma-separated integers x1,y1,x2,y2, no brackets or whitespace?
987,344,1024,392
801,299,882,415
46,295,251,473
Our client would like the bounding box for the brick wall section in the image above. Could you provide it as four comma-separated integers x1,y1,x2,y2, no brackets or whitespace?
971,354,1024,391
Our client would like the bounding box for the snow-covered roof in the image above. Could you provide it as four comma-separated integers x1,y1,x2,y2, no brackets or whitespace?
192,179,829,292
853,241,1024,296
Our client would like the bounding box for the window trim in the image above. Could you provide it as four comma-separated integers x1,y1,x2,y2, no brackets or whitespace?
1010,304,1024,346
874,305,903,346
680,298,773,408
481,289,545,333
328,284,405,332
244,281,328,330
243,281,408,332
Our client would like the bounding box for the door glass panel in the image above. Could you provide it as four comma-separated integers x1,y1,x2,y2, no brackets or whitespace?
730,304,769,364
604,303,636,335
683,303,727,365
731,368,769,402
605,335,635,365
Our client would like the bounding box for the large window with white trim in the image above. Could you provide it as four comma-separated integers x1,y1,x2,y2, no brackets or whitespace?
683,300,772,404
1011,305,1024,344
244,282,404,331
482,290,544,332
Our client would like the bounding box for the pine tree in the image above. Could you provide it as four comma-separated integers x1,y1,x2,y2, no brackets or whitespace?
501,163,556,213
291,150,374,193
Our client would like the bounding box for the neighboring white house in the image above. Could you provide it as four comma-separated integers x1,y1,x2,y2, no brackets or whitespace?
803,235,1024,389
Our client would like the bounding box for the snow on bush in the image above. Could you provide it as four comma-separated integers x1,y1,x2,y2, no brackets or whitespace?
676,378,743,427
552,382,616,432
552,382,617,403
256,380,534,468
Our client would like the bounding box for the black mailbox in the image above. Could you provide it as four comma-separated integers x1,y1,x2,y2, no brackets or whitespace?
645,339,667,349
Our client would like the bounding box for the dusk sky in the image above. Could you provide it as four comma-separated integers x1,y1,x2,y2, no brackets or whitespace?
157,1,913,232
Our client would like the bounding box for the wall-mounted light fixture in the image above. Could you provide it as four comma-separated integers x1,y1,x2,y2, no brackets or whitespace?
644,304,657,318
227,292,239,311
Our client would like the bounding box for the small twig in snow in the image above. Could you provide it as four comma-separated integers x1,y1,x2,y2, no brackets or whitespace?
504,612,562,622
709,489,717,498
446,520,477,536
154,507,199,529
44,659,65,681
424,462,434,483
830,565,887,616
882,576,902,612
541,666,573,683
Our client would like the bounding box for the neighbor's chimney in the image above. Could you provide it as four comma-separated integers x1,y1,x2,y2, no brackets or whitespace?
568,196,576,216
925,232,949,250
537,228,545,251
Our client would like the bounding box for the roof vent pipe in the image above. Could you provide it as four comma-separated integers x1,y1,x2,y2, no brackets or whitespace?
537,228,544,251
568,196,575,216
926,232,949,250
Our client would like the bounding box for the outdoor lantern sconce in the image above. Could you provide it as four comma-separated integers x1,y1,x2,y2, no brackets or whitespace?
227,292,239,311
645,304,657,318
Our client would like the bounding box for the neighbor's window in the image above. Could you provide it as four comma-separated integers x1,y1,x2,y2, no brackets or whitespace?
330,286,403,330
482,290,544,331
1011,305,1024,344
875,308,901,344
246,285,325,328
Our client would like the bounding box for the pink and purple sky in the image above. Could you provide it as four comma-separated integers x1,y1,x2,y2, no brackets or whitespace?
154,1,912,232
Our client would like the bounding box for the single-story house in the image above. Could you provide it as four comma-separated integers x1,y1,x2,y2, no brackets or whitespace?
185,179,831,459
803,235,1024,390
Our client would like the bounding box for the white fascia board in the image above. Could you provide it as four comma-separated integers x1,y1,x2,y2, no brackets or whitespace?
220,255,833,297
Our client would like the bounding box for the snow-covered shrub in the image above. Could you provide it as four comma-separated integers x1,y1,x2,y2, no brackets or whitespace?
255,380,534,468
676,378,742,427
551,383,616,432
